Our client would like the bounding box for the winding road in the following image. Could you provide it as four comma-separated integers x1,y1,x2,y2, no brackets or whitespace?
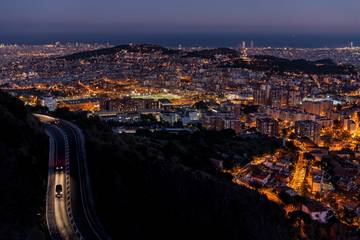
36,114,109,240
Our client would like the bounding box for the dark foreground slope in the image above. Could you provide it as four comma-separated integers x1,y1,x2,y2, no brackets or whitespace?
56,112,294,240
0,91,48,239
88,130,291,240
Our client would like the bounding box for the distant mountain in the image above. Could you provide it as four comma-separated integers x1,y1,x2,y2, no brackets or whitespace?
61,44,180,61
183,47,240,59
223,55,356,74
0,91,48,239
60,44,355,75
61,43,242,61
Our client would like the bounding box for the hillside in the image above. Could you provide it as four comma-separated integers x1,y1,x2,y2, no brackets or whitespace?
222,55,356,74
61,44,240,61
88,128,292,240
60,43,355,75
52,111,295,240
61,44,180,61
183,47,240,59
0,91,49,239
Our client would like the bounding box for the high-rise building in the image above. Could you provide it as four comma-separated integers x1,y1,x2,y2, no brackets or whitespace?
295,120,321,144
250,40,254,48
223,118,244,134
302,100,332,116
288,90,302,107
342,118,356,133
253,84,271,105
270,88,288,108
256,117,279,137
242,41,246,49
202,114,217,130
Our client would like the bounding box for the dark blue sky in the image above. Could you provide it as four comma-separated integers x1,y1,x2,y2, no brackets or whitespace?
1,0,359,34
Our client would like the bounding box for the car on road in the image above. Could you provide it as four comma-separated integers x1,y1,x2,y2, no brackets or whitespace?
55,153,65,171
55,159,65,171
55,184,63,198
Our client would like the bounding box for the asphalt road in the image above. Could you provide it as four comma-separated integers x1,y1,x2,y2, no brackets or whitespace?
45,124,78,240
37,114,109,240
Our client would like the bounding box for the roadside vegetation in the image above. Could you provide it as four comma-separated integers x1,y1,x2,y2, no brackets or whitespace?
53,110,295,240
0,91,48,239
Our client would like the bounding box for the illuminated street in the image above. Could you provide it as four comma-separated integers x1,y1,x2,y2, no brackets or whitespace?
289,152,307,193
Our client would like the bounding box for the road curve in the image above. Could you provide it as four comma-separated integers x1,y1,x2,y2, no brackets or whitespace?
37,114,109,240
58,120,110,240
45,123,79,240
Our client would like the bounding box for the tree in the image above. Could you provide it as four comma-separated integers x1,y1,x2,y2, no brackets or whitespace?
304,152,315,162
193,101,208,110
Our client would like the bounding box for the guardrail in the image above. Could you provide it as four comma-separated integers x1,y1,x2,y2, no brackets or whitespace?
63,131,85,240
45,124,84,240
63,120,110,240
41,115,109,240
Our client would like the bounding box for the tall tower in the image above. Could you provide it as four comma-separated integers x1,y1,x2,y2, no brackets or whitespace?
242,41,246,49
350,42,354,49
250,40,254,48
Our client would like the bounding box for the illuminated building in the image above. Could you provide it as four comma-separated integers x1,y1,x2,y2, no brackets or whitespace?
302,100,332,116
161,112,179,125
253,84,271,105
223,118,244,134
202,115,217,130
342,118,356,133
301,201,332,223
288,90,301,107
270,88,288,108
58,98,100,112
256,117,279,137
40,96,57,111
158,99,173,110
295,120,321,145
307,169,334,194
104,98,138,113
139,99,159,110
250,40,254,49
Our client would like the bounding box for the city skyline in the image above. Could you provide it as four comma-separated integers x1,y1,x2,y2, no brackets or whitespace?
1,1,359,239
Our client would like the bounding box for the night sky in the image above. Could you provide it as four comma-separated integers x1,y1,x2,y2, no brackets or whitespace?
1,0,359,34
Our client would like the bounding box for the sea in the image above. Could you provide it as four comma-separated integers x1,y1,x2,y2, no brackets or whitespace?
1,33,360,49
